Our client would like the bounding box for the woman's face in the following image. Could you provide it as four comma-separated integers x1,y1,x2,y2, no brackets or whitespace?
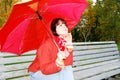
56,20,68,36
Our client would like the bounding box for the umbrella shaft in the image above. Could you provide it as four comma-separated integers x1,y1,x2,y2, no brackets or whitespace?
36,11,42,20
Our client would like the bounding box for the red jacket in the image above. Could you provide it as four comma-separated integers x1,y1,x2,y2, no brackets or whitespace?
28,38,73,75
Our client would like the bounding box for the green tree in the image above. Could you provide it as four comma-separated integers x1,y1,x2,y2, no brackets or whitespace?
0,0,19,28
72,0,101,42
94,0,120,43
72,0,120,43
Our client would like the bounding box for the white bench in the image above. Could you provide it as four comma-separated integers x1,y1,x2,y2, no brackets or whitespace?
73,41,120,80
0,41,120,80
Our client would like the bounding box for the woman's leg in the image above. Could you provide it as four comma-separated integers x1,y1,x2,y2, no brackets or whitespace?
60,66,74,80
30,66,74,80
30,71,43,80
30,71,60,80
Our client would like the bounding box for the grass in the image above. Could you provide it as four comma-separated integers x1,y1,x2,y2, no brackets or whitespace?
117,43,120,51
116,43,120,78
116,74,120,78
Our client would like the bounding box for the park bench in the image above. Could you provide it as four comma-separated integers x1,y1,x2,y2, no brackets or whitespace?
0,41,120,80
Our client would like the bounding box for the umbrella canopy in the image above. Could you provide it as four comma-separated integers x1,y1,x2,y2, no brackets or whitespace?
0,0,87,55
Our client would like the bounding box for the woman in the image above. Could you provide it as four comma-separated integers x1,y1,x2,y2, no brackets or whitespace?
28,18,74,80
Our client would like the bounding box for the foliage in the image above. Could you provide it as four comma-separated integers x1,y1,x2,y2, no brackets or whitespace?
72,0,120,43
72,0,101,42
94,0,120,43
0,0,19,28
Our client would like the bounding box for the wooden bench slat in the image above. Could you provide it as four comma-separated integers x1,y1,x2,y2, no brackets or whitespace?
101,68,120,79
74,44,117,50
73,47,118,56
10,76,30,80
74,62,120,80
73,55,119,66
74,65,105,79
0,56,35,64
0,50,36,57
0,63,31,72
84,68,120,80
82,74,105,80
73,59,119,71
82,65,120,80
0,69,29,79
101,62,120,72
74,52,119,61
73,41,115,45
74,51,119,61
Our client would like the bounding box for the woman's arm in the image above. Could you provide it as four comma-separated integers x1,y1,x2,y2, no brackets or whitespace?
63,33,74,51
37,39,62,75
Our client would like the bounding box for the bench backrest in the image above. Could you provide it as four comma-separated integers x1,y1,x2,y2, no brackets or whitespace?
73,41,120,80
0,41,119,80
0,50,36,80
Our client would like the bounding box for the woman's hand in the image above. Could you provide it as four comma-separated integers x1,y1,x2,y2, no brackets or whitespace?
63,33,72,43
56,51,66,68
57,51,67,60
63,33,74,51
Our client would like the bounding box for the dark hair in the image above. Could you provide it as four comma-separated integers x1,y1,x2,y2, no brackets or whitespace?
51,18,67,36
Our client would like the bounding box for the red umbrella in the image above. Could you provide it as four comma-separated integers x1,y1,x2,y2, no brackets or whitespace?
0,0,87,55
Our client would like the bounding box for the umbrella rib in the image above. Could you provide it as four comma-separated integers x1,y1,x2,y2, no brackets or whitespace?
44,2,87,9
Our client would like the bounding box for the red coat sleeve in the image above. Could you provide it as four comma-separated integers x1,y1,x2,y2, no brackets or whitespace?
37,39,61,75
